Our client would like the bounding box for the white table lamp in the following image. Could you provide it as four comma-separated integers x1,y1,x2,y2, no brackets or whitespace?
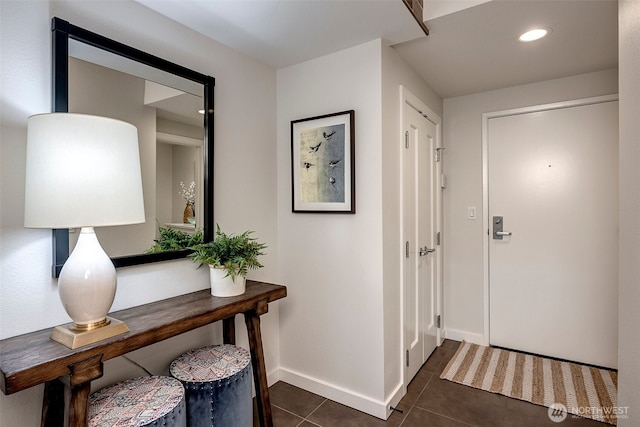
25,113,145,348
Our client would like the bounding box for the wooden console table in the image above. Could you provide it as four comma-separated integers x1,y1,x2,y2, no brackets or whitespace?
0,280,286,427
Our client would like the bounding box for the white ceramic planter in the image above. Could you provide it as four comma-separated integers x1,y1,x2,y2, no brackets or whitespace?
208,266,246,297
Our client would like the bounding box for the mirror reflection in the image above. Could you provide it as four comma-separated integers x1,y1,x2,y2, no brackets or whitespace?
68,42,204,258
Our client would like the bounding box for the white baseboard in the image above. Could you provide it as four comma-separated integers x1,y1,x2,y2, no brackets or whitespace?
385,382,405,418
252,368,281,398
267,368,280,387
442,328,485,346
278,367,402,420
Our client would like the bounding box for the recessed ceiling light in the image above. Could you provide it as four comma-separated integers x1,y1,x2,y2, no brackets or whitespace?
519,28,550,42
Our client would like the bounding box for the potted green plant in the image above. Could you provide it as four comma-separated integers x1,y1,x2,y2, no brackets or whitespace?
146,225,203,253
189,225,267,297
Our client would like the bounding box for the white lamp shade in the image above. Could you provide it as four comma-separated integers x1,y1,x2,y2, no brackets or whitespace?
25,113,145,228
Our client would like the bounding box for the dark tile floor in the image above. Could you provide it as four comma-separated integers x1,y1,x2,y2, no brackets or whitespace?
255,340,608,427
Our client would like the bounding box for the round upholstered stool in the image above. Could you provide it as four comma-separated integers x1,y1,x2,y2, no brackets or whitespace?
88,376,186,427
170,344,252,427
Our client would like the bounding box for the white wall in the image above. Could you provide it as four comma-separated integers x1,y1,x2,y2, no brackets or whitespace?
617,2,640,425
171,145,199,224
442,69,619,343
0,1,278,425
277,38,442,419
156,141,174,225
277,39,386,417
156,118,203,227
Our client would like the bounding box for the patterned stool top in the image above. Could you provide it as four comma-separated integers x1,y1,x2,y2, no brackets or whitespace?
170,344,251,383
88,376,184,427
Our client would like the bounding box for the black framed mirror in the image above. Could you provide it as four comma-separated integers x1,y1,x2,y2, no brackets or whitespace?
51,17,215,277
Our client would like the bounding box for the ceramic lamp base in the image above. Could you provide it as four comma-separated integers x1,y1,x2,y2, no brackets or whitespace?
51,317,129,349
59,227,117,326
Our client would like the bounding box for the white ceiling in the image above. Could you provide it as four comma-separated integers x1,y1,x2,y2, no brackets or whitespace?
396,0,618,98
136,0,618,99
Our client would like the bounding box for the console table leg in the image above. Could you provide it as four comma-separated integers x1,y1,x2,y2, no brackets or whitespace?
40,354,103,427
52,353,103,427
68,382,91,427
244,309,272,427
41,376,92,427
223,316,236,345
41,380,65,427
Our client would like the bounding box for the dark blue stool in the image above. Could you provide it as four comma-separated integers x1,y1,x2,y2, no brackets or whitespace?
170,344,252,427
88,376,186,427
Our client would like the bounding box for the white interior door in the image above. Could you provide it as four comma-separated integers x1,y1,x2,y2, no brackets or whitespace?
487,99,619,368
404,105,438,382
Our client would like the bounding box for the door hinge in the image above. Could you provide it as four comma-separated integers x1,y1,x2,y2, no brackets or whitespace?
436,315,441,328
435,147,445,162
441,173,447,189
436,231,441,246
404,131,409,148
406,349,410,367
405,241,410,258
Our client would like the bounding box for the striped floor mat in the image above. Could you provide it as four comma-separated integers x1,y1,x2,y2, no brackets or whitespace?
440,341,618,424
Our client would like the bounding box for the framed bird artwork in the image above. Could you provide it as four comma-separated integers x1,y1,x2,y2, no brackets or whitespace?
291,110,355,213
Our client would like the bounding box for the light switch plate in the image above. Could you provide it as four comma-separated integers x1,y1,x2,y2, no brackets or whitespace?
467,206,477,220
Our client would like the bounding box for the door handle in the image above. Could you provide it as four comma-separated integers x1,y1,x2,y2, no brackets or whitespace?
493,216,512,240
419,246,435,256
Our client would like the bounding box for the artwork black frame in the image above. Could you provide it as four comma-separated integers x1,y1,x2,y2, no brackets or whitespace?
291,110,355,213
51,17,215,277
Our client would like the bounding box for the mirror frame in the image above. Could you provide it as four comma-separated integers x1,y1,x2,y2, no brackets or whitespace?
51,17,215,277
